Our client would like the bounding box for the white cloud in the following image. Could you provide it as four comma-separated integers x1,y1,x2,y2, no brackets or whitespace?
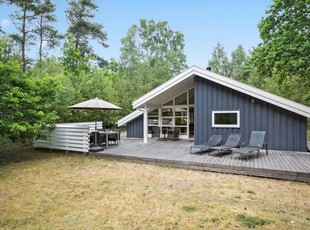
1,19,10,27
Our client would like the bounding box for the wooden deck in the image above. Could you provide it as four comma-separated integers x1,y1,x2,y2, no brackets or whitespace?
93,138,310,182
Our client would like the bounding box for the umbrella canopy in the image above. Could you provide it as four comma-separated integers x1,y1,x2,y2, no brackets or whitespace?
69,97,122,110
68,97,122,152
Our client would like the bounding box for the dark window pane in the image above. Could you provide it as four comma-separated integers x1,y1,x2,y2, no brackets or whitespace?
162,118,173,125
148,109,158,116
148,118,158,125
175,118,187,125
162,108,173,116
163,100,173,106
189,88,194,104
214,113,237,125
175,108,187,116
175,92,187,105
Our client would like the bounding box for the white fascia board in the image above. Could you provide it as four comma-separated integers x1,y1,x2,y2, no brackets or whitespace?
117,110,143,127
132,66,310,118
132,66,196,109
195,67,310,118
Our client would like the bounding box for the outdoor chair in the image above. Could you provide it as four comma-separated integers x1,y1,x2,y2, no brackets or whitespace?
115,129,121,143
209,133,241,157
108,132,118,145
167,127,179,140
231,131,266,161
190,135,223,154
98,132,107,146
152,126,160,138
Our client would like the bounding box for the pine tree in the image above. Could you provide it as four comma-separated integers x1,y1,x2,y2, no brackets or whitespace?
34,0,62,64
8,0,39,72
65,0,108,62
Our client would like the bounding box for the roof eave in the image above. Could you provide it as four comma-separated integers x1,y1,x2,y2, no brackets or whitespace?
131,66,310,118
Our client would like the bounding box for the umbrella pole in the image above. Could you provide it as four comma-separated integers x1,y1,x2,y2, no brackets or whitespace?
95,120,97,145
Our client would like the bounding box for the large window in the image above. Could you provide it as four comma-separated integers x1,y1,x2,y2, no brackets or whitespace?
147,89,195,138
212,111,240,128
162,108,173,126
148,109,158,126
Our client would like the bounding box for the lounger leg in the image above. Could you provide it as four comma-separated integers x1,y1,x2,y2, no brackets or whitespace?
257,150,260,158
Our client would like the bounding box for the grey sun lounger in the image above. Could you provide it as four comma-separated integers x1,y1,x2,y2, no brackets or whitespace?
209,133,241,157
190,135,223,154
231,131,266,161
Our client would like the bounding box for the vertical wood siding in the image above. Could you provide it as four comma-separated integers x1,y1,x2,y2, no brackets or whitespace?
194,76,307,151
127,115,144,138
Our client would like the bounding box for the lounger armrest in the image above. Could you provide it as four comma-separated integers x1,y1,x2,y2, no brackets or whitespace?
241,142,247,147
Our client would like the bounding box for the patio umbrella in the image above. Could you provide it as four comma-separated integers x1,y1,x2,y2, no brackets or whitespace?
69,97,122,151
69,97,122,111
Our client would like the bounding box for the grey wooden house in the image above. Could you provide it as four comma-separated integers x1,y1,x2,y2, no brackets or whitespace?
118,66,310,151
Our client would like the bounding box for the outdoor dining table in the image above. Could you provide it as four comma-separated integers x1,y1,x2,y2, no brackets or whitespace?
98,130,120,148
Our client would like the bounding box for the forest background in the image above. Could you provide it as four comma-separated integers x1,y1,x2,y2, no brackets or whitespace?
0,0,309,146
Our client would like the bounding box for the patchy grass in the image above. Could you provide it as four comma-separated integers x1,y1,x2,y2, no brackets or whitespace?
247,190,256,195
236,214,272,228
182,205,198,212
210,217,220,223
0,148,310,229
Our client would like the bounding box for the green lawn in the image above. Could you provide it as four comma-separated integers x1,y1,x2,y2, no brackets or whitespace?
1,148,309,229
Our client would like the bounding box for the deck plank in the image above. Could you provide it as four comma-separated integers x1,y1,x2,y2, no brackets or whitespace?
94,138,310,182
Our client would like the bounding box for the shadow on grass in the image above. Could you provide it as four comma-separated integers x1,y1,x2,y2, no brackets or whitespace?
0,145,83,167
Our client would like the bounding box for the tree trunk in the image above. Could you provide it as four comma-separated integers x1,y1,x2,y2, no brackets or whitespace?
22,0,27,72
39,14,43,65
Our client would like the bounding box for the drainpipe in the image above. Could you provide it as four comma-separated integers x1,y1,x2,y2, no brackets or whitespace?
143,104,148,143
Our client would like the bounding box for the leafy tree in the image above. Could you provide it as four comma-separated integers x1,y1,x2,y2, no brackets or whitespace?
208,42,231,77
65,0,108,60
34,0,62,64
0,37,60,142
60,34,91,78
0,36,20,61
230,44,248,82
118,19,187,113
120,19,187,75
30,57,77,124
5,0,39,72
249,0,310,105
71,67,121,127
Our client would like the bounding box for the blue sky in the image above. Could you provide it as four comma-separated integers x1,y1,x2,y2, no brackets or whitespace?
1,0,272,68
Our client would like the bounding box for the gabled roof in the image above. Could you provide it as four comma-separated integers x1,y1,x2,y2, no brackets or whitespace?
118,66,310,126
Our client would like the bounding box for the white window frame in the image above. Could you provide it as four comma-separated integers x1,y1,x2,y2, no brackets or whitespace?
212,111,240,128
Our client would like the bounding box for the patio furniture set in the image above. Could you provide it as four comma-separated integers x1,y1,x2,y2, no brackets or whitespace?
90,129,121,149
151,126,180,140
190,131,267,161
